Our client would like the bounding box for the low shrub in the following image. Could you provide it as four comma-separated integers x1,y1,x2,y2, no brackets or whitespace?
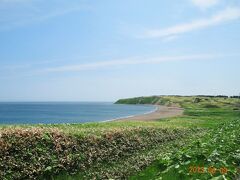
0,127,198,179
202,104,220,108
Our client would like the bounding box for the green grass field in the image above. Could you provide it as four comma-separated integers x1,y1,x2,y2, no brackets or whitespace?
0,96,239,179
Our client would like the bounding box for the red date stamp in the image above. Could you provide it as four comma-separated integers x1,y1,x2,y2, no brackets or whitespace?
189,166,228,175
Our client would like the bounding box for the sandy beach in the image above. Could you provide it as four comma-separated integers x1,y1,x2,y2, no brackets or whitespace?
116,105,184,122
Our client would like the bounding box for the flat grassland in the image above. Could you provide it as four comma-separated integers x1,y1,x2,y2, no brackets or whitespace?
0,96,239,179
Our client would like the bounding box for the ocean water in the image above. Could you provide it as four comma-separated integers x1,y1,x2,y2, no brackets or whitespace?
0,102,155,124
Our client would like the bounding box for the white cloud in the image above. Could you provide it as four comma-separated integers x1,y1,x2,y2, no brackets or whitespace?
191,0,220,9
140,7,240,39
42,54,218,73
161,35,179,42
0,1,90,31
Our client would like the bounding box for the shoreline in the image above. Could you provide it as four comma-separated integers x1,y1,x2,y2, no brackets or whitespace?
101,105,158,122
112,105,184,122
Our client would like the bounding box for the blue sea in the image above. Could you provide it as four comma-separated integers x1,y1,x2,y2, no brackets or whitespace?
0,102,155,124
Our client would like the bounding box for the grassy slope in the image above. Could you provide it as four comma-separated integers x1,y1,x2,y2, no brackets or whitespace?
0,96,239,179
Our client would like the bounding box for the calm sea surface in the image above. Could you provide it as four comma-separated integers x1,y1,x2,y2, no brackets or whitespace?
0,102,155,124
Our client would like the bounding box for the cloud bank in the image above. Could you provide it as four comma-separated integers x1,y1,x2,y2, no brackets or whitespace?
42,54,218,73
140,7,240,39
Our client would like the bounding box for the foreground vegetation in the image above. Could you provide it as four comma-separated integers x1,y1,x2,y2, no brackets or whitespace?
131,116,240,180
0,96,239,179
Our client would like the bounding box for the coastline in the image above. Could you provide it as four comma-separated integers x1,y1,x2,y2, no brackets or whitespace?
101,105,158,122
113,105,184,122
101,105,184,122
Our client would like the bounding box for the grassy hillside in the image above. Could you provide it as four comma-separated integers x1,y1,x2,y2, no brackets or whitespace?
0,96,239,179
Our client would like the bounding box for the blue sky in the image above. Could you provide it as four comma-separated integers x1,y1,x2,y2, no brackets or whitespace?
0,0,240,101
